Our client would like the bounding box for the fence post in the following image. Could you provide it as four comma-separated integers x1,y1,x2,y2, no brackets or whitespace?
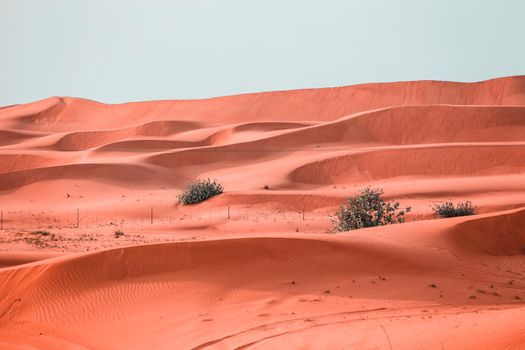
302,209,305,220
227,205,230,220
150,207,153,225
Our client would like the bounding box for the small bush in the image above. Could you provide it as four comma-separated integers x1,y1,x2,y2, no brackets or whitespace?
432,201,475,218
114,230,124,238
177,178,223,205
31,230,50,236
331,187,411,232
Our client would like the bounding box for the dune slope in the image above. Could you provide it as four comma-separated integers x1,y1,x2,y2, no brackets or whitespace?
1,210,525,349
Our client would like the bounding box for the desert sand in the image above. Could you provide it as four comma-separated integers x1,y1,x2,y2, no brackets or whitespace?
0,76,525,349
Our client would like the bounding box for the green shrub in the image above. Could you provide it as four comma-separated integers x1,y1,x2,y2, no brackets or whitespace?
177,178,224,205
114,230,124,238
332,187,411,232
432,201,475,218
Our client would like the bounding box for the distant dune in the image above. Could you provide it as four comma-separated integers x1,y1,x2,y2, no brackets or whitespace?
0,76,524,349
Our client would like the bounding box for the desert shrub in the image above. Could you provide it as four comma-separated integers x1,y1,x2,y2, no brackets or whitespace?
177,178,224,205
31,230,50,236
331,187,411,232
114,230,124,238
432,201,475,218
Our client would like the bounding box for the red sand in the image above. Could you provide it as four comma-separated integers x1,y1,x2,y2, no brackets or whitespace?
1,76,525,349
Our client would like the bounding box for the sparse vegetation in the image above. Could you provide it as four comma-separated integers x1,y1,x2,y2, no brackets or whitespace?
25,231,59,248
331,187,411,232
114,230,124,238
31,230,50,236
177,178,224,205
432,201,475,218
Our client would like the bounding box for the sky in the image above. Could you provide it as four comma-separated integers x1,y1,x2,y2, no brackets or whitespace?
1,0,524,106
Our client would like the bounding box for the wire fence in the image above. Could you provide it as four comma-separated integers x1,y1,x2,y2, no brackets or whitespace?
0,206,328,231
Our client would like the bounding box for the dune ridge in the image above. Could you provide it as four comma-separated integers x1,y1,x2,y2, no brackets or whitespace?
3,76,525,129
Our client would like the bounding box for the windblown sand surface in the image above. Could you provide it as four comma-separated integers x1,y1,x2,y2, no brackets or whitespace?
1,77,525,349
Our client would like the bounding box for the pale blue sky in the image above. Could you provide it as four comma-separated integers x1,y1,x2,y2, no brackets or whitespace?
1,0,524,106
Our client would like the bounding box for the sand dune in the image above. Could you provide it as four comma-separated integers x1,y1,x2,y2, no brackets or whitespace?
0,76,525,349
290,143,525,184
3,76,525,129
1,210,524,349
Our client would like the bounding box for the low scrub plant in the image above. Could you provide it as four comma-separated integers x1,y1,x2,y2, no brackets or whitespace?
31,230,50,236
177,178,224,205
432,201,475,218
332,187,411,232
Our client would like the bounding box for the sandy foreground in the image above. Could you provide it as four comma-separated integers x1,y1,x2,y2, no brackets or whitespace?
0,77,525,349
